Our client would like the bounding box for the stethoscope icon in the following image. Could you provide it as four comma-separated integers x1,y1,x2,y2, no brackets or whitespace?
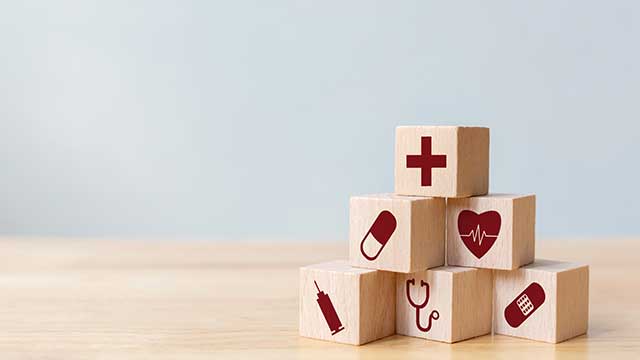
406,278,440,333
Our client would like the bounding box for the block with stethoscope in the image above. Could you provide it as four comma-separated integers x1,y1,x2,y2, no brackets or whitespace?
396,266,493,343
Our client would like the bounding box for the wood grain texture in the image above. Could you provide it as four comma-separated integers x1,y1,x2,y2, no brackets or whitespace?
349,194,445,273
0,238,638,359
396,267,492,343
452,266,493,341
299,261,395,345
395,126,489,198
493,260,589,343
447,194,536,270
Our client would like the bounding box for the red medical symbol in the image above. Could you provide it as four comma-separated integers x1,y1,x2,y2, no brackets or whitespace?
406,278,440,333
314,281,345,335
406,136,447,186
360,210,397,261
504,282,546,328
458,210,501,259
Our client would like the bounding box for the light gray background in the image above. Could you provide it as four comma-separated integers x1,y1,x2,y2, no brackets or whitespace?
1,1,638,241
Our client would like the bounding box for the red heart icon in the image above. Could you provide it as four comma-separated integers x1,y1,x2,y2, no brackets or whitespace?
457,210,501,259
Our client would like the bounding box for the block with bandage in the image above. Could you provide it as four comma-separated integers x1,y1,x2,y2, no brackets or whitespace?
493,260,589,343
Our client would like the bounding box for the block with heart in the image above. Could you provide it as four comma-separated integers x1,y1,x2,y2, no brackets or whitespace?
349,194,445,273
446,194,535,270
494,260,589,343
395,126,489,198
396,266,492,343
299,260,396,345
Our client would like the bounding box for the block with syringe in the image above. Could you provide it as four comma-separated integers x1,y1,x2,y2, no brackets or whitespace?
299,260,395,345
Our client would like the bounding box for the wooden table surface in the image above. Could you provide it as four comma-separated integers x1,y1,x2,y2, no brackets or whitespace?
0,238,638,359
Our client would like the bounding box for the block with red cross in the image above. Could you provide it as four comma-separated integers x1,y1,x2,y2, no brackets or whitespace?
395,126,490,198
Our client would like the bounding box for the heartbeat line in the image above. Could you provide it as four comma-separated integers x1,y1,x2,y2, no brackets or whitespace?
461,225,498,246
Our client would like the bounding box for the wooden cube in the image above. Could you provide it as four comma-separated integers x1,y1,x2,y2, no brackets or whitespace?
349,194,445,273
493,260,589,343
299,260,395,345
396,266,492,343
447,194,535,270
395,126,489,198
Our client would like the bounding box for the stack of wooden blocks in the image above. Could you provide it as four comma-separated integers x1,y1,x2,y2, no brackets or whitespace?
299,126,589,345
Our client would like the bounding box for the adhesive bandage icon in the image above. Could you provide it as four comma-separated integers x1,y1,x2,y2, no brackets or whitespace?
504,282,546,328
360,210,397,261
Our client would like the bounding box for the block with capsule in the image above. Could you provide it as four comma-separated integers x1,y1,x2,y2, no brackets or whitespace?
299,260,395,345
493,260,589,343
349,194,445,273
395,126,489,198
447,193,535,270
396,266,493,343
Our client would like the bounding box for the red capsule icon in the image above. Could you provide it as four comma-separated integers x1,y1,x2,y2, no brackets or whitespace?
360,210,397,261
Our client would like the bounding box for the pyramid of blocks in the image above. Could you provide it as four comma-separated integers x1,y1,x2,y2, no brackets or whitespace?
299,126,589,344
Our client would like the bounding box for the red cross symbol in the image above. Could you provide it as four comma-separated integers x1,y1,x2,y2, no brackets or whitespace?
406,136,447,187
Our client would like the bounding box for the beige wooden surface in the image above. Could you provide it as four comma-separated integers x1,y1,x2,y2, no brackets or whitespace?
0,238,638,359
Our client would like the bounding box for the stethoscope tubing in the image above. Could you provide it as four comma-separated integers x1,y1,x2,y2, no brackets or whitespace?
406,278,440,333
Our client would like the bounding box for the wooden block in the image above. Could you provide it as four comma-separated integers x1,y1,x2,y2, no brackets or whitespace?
396,266,492,343
349,194,445,273
447,194,536,270
493,260,589,343
395,126,489,198
299,260,395,345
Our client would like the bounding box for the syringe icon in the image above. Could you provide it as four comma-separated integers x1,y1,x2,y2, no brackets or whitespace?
314,280,345,336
